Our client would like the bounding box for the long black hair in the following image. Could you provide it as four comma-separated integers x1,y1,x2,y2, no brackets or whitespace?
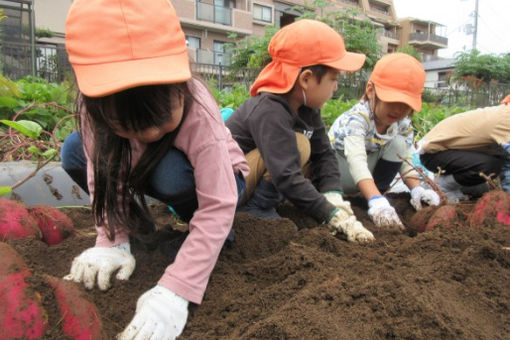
80,80,194,242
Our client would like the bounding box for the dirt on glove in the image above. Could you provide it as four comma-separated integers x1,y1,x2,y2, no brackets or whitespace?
6,192,510,340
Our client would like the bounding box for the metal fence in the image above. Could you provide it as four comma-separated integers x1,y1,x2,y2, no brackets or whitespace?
1,39,508,107
423,82,510,107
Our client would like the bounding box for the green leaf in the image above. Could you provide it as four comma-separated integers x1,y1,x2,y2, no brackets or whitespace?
0,186,12,196
0,119,43,138
42,149,58,158
28,145,41,154
0,96,20,109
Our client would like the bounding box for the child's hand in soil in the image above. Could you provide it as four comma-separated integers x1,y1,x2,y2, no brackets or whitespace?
63,243,135,290
328,210,375,244
410,185,440,211
117,285,188,340
367,196,405,230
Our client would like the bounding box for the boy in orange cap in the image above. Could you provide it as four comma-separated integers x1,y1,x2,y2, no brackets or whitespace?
226,19,375,243
328,53,440,230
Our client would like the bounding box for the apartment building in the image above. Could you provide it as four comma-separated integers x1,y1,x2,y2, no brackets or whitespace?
0,0,449,80
398,17,448,61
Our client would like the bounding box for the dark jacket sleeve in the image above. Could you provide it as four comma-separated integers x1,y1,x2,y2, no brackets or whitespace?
308,112,343,193
246,99,336,223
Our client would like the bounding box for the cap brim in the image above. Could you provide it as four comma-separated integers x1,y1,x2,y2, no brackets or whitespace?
324,51,366,72
374,83,422,112
72,51,191,97
250,60,302,96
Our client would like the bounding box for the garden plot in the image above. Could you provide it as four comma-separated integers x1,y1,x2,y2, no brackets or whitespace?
3,192,510,340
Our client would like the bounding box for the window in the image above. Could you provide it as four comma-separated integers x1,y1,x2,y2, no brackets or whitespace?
186,36,201,62
214,41,228,65
253,4,272,23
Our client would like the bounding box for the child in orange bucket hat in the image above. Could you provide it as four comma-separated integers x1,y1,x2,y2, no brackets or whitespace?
328,53,440,230
226,19,375,244
61,0,249,339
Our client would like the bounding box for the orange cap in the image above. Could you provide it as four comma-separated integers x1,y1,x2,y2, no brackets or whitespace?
249,19,366,96
502,94,510,105
65,0,191,97
368,53,425,112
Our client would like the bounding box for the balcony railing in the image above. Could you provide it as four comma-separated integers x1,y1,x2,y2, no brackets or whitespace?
409,32,448,46
196,2,232,26
193,48,231,66
383,30,400,40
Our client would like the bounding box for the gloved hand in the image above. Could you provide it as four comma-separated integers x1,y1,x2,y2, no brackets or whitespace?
117,285,189,340
328,208,375,244
410,185,440,210
324,191,354,215
63,242,135,290
367,196,404,230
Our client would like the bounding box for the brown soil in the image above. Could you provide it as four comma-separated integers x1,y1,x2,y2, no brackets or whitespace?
6,193,510,340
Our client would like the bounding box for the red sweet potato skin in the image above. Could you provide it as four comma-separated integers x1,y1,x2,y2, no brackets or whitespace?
425,205,459,231
469,190,510,227
0,198,41,241
28,205,74,246
45,275,103,340
0,243,48,340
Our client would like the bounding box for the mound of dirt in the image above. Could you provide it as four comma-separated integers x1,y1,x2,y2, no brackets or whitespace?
7,193,510,339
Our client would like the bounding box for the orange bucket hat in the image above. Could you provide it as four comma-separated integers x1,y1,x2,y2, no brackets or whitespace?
65,0,191,97
250,19,366,96
368,53,425,112
502,94,510,104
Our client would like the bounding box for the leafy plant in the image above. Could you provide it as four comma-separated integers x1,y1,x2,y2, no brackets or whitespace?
0,102,76,162
0,116,66,196
412,103,470,140
397,45,421,61
210,81,250,110
454,50,510,84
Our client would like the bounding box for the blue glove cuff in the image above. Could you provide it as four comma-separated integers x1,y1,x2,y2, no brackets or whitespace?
368,195,383,201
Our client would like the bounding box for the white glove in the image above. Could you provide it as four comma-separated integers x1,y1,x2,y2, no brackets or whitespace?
117,285,189,340
367,196,404,230
410,185,440,211
64,242,135,290
328,209,375,244
323,191,354,215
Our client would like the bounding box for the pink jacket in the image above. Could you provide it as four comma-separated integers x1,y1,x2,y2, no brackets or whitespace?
83,80,249,304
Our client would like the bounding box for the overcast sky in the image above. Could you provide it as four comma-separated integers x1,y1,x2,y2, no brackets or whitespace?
392,0,510,58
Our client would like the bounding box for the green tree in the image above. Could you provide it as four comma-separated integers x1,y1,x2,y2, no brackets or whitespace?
396,45,421,61
227,0,381,71
454,50,510,83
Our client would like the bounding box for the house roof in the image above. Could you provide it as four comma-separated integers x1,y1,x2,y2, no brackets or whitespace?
422,58,456,71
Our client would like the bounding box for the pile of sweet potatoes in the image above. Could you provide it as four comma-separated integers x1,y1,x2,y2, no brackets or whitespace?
0,242,104,339
409,190,510,233
0,198,74,245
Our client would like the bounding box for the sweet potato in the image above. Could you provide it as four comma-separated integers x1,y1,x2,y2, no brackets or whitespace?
28,205,74,246
0,243,48,339
425,205,459,231
45,275,103,340
469,190,510,227
409,206,437,233
0,198,41,241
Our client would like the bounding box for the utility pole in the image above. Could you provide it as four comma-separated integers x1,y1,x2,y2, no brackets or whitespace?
472,0,479,50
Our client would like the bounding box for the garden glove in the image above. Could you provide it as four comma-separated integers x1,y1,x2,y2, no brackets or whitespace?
117,285,188,340
368,196,405,230
410,185,440,211
328,207,374,244
64,242,135,291
323,191,354,215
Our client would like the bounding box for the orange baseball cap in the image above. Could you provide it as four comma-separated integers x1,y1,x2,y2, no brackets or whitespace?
502,94,510,104
368,53,425,112
65,0,191,97
250,19,366,96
